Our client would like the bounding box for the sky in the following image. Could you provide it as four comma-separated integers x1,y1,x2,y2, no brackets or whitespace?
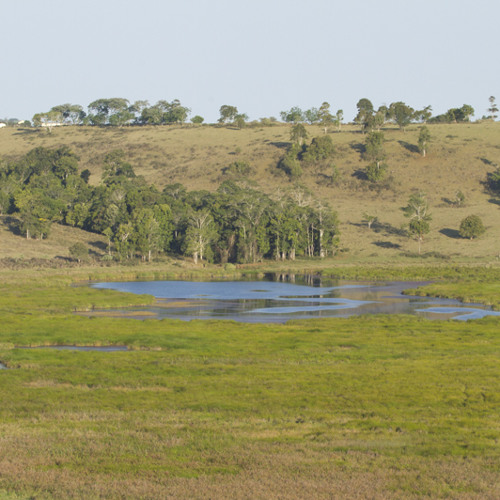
1,0,498,123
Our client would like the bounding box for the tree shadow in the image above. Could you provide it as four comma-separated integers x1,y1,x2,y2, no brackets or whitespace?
349,142,365,154
269,141,290,150
4,216,21,236
487,198,500,206
373,240,401,249
372,221,407,237
478,157,497,167
398,141,419,154
89,240,107,251
12,128,40,137
352,169,368,180
439,228,461,239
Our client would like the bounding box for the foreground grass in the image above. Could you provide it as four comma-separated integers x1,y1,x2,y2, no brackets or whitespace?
0,264,499,499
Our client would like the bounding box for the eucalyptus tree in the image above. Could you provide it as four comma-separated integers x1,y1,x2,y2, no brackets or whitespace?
363,131,387,182
418,126,431,157
354,98,374,131
185,209,217,263
389,101,415,131
131,208,161,262
318,102,334,133
402,192,432,254
280,107,305,123
334,109,343,132
234,113,248,129
487,96,498,120
290,123,308,145
304,107,319,125
50,104,86,124
218,105,238,124
88,98,130,126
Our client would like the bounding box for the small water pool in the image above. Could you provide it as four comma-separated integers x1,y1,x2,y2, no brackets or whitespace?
89,275,500,323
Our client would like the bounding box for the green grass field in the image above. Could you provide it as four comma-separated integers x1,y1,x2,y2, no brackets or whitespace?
0,264,499,499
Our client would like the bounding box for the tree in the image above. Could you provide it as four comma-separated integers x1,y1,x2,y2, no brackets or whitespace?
185,209,216,263
363,131,387,182
402,192,432,253
334,109,343,132
414,105,432,123
290,123,308,145
280,107,304,124
219,105,238,124
389,101,415,131
354,98,374,131
304,108,319,125
88,98,130,126
363,213,377,229
487,96,498,121
317,102,334,134
191,115,204,124
50,104,86,125
301,135,335,164
418,126,431,157
234,113,248,129
459,215,485,240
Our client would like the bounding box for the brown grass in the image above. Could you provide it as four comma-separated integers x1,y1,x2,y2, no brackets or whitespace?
1,122,499,262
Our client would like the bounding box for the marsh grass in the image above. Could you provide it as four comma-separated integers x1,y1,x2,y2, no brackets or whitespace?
0,266,499,498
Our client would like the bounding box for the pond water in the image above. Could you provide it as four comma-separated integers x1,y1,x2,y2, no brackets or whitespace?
90,275,500,323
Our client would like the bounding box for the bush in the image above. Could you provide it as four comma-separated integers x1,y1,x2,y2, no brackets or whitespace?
69,242,89,263
459,215,485,240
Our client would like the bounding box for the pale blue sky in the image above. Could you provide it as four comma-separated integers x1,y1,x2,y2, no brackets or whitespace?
1,0,498,122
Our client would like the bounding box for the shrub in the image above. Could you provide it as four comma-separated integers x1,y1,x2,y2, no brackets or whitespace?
459,215,485,240
69,242,89,263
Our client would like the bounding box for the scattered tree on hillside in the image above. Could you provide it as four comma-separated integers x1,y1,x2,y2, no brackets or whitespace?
402,192,432,254
234,113,248,129
191,115,204,124
362,213,378,229
487,167,500,195
414,105,432,123
354,98,374,132
218,105,238,124
69,242,89,263
417,126,431,157
459,215,485,240
363,131,387,182
429,104,474,123
334,109,343,132
50,104,86,125
487,96,498,121
454,190,465,207
280,107,305,123
87,98,131,126
389,101,415,131
304,108,319,125
318,102,334,133
290,123,308,145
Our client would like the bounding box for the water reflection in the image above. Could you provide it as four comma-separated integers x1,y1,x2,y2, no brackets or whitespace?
90,275,498,323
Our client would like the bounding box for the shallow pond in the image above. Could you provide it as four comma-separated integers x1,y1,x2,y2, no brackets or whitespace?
90,275,500,323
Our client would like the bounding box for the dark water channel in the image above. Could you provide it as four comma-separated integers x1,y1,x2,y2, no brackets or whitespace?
90,275,500,322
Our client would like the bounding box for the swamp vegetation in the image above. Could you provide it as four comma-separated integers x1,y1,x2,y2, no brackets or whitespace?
0,263,499,498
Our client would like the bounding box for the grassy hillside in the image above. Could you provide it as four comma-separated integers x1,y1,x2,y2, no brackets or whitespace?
1,121,499,262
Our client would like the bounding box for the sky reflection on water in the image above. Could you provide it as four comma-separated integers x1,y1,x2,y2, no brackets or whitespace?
91,277,499,323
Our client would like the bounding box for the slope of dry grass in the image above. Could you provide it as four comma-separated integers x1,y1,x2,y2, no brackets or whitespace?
1,121,499,262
